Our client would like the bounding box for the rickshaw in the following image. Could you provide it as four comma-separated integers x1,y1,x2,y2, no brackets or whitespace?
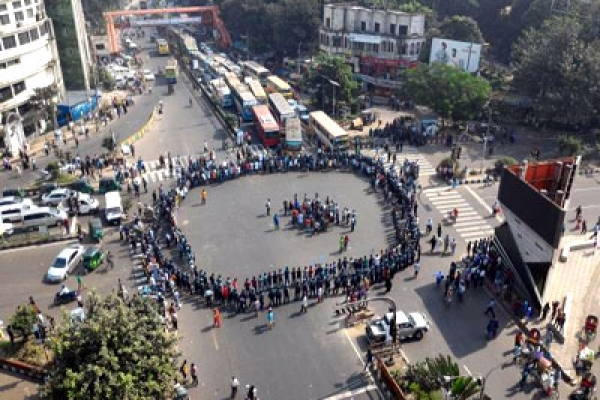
88,218,104,242
583,315,598,343
82,246,105,272
99,177,122,194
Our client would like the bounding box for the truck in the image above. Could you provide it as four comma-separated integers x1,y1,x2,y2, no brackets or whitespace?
164,59,179,84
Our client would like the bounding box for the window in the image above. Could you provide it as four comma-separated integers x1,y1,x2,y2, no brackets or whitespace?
372,44,379,53
13,1,22,8
374,22,380,33
24,213,45,221
29,27,38,40
0,14,9,24
13,81,26,95
409,43,415,55
0,87,13,102
2,35,16,49
39,21,47,35
361,21,366,31
15,11,24,21
26,8,33,17
25,0,31,5
95,43,105,50
416,42,421,54
399,25,408,36
0,4,6,11
326,17,330,28
333,36,342,47
390,24,396,35
0,58,20,69
18,31,30,44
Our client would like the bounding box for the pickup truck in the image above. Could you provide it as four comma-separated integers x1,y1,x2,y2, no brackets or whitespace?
365,310,430,344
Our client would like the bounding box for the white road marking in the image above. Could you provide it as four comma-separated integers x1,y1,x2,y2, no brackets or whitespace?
342,329,384,398
320,384,379,400
456,225,492,233
463,185,503,223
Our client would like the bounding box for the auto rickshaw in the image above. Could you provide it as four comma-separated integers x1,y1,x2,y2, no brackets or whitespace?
88,218,104,242
99,177,122,194
82,246,105,272
583,315,598,343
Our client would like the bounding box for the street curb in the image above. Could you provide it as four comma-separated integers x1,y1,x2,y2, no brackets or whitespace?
0,234,78,252
0,357,47,383
426,135,476,145
120,108,157,148
445,176,500,186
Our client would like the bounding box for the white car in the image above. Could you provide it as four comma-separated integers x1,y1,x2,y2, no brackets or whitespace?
0,221,13,237
0,196,33,208
58,193,99,215
46,244,84,283
41,188,75,206
143,69,155,81
366,310,430,344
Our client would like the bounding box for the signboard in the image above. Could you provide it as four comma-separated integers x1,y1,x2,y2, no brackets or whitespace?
131,17,202,26
429,38,482,73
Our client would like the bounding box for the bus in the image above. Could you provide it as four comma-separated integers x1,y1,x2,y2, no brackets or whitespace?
309,111,349,151
165,59,179,84
233,86,258,122
209,78,233,108
268,93,295,124
156,39,170,56
224,72,242,90
248,80,267,104
265,75,293,99
252,105,280,147
243,61,270,83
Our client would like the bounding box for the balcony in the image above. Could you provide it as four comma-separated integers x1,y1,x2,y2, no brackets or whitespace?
0,46,53,87
354,73,404,89
320,25,423,41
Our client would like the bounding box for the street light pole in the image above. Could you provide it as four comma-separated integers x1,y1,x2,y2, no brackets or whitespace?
481,103,492,173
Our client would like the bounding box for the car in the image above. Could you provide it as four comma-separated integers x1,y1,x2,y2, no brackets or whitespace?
0,221,14,237
41,188,75,206
365,310,430,344
0,196,33,208
46,244,85,283
143,69,155,81
57,192,99,215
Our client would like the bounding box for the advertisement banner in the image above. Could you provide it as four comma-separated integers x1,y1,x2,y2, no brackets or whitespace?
429,38,482,73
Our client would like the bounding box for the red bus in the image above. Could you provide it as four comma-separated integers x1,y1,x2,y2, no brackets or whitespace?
252,105,280,147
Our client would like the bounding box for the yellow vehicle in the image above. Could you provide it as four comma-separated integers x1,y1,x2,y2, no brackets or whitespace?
156,39,170,56
265,75,293,99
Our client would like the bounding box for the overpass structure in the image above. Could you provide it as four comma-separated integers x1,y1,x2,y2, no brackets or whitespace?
104,6,232,53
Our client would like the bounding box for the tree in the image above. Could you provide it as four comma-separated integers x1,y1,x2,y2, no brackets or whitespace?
404,63,491,123
269,0,321,57
27,84,60,133
307,54,359,114
44,292,179,400
512,16,600,127
438,15,484,44
9,304,37,339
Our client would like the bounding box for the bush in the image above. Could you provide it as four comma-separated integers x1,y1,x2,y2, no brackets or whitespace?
9,304,37,339
493,156,518,176
558,135,583,156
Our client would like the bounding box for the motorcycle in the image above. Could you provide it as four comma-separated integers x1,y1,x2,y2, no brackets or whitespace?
54,289,79,306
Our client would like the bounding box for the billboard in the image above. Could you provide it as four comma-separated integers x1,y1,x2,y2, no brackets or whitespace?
429,38,482,73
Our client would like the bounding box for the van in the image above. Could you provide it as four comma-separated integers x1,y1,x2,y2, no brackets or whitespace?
0,203,33,223
104,191,123,225
18,207,68,228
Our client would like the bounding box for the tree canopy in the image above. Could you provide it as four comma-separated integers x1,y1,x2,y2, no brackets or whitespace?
44,292,179,400
512,16,600,126
404,63,491,122
306,54,359,114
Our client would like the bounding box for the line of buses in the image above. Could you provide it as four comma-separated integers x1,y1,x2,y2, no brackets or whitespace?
164,28,350,151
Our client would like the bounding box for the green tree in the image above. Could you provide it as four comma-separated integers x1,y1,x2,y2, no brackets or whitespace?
404,63,491,123
438,15,484,43
269,0,321,57
9,304,37,339
44,292,179,400
512,16,600,127
307,54,359,114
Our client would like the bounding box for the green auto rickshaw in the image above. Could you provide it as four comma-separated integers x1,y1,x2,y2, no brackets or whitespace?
88,218,104,242
83,246,105,272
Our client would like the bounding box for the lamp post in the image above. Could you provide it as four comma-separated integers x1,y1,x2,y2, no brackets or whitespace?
481,102,492,174
319,75,340,116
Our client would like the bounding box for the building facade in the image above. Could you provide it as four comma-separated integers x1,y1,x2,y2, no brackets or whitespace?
319,4,425,92
0,0,64,152
46,0,93,91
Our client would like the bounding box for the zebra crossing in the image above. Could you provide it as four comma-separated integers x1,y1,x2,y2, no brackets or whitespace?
362,146,436,177
140,158,186,183
423,186,495,242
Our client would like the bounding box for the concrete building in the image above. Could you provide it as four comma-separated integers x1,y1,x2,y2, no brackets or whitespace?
45,0,93,91
0,0,64,153
319,3,425,93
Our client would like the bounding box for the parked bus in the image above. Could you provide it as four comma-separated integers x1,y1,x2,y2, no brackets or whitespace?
252,105,280,147
243,61,271,83
285,117,302,151
233,86,258,122
309,111,349,151
248,80,267,104
224,72,242,91
268,93,295,124
265,75,293,99
156,39,170,55
165,59,179,84
209,78,233,108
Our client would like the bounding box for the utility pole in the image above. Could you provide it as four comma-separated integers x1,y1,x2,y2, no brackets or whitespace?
481,103,492,173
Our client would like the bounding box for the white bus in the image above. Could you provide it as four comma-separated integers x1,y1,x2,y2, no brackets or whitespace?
309,111,349,151
243,61,270,83
268,93,295,124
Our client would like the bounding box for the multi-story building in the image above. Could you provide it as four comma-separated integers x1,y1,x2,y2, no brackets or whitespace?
319,3,425,93
45,0,93,91
0,0,64,153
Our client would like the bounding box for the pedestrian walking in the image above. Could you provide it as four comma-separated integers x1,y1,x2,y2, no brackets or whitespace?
484,298,496,318
301,294,308,313
273,213,279,230
541,302,550,321
213,308,222,328
76,274,84,291
106,251,114,269
364,348,374,371
413,262,420,278
230,376,239,398
191,363,198,386
265,198,271,216
201,189,207,204
267,307,274,329
339,235,344,252
551,301,560,322
180,360,189,383
437,223,442,238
